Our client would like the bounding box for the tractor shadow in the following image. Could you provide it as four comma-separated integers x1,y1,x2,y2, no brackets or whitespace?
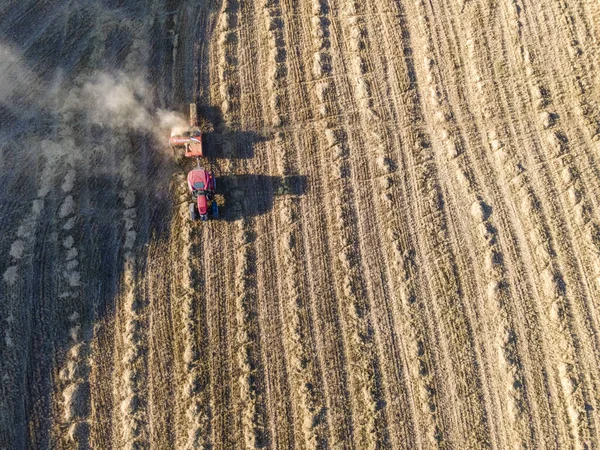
173,104,309,222
215,174,307,221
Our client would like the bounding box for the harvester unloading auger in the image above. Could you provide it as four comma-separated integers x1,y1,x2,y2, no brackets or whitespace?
170,103,218,221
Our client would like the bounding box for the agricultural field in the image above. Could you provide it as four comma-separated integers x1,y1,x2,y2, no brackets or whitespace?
2,0,600,448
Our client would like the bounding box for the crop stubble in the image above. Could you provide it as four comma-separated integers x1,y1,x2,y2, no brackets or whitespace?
3,0,600,449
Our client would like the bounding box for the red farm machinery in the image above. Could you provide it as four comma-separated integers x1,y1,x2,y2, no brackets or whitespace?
170,103,218,221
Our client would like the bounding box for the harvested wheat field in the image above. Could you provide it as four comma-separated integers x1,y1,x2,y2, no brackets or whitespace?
2,0,600,448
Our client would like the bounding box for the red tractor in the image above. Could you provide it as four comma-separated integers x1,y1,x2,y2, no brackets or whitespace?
187,167,218,221
171,104,219,221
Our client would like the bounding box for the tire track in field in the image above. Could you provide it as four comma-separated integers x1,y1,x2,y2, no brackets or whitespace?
181,3,234,448
197,150,237,450
145,232,177,449
82,9,150,447
47,24,119,436
52,124,90,450
522,0,600,205
0,6,90,445
507,0,600,209
546,0,596,73
238,1,297,446
209,1,245,446
171,175,212,449
580,0,600,41
422,1,563,446
334,1,425,447
273,159,330,449
516,0,600,366
262,0,289,130
198,152,237,447
358,5,464,448
410,5,518,448
458,7,598,447
217,1,269,446
261,0,329,447
279,0,357,446
217,0,241,129
201,220,237,449
111,15,157,446
516,0,600,203
373,1,496,448
486,0,600,444
308,0,392,447
400,111,491,449
510,2,600,410
58,19,111,450
497,1,600,441
21,159,63,449
232,215,268,449
145,3,185,445
0,146,61,448
1,71,90,445
166,4,216,448
408,1,540,447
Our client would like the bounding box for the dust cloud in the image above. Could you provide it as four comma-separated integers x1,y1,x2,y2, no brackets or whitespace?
0,43,46,119
0,43,187,155
77,72,188,137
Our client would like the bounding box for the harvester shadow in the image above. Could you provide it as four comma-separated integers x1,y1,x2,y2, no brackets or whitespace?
199,104,266,160
202,130,265,160
215,174,307,221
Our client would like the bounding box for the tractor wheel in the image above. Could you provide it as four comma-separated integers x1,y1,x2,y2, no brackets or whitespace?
189,203,197,221
212,201,219,219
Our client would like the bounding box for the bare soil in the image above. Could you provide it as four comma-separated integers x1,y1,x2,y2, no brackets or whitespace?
2,0,600,448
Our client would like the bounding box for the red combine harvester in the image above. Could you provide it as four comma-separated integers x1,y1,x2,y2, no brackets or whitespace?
171,104,218,221
169,103,204,158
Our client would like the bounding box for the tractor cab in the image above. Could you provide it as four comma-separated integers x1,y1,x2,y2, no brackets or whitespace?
187,168,217,221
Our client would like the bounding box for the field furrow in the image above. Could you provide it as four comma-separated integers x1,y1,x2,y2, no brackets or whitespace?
240,1,304,447
5,1,600,449
359,5,464,449
86,136,121,449
145,232,177,449
515,0,600,215
258,0,333,447
277,0,357,447
159,179,205,449
112,151,149,450
406,0,556,447
332,1,429,447
493,4,600,446
218,2,274,447
303,0,398,447
371,1,499,448
450,4,600,447
419,3,565,448
0,155,59,449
